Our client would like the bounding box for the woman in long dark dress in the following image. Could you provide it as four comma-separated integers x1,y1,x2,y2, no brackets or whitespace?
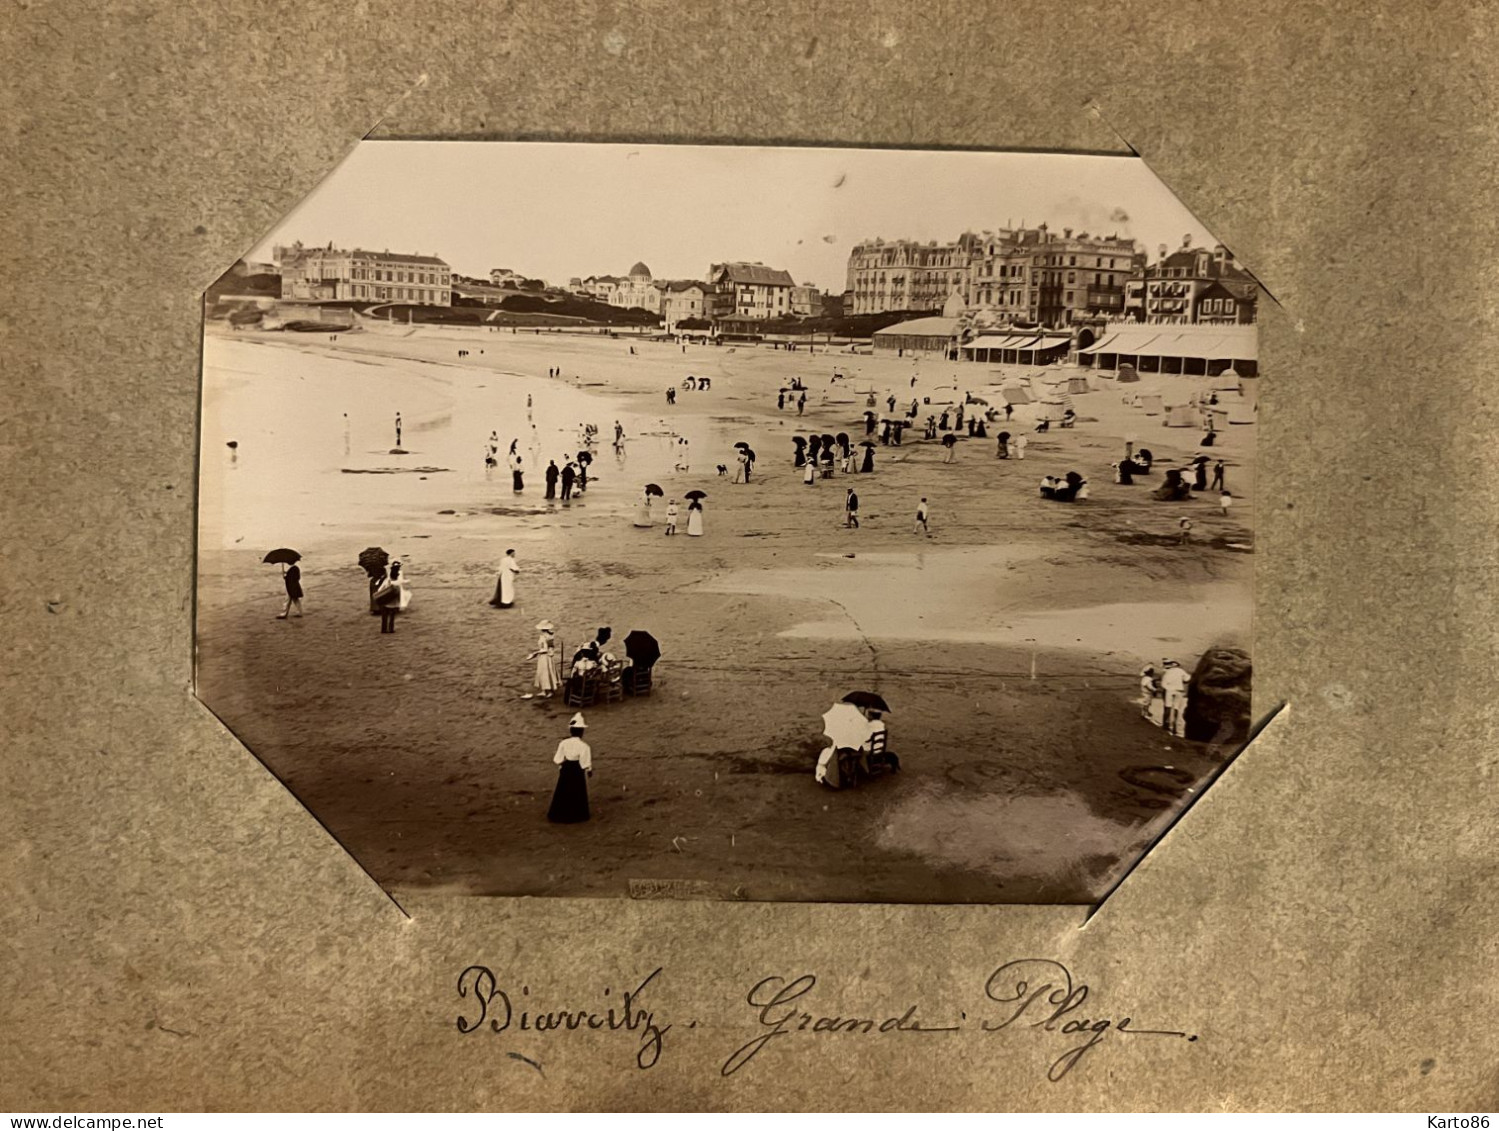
547,713,593,823
278,562,303,619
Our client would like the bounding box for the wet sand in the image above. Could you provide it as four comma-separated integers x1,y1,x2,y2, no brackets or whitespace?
196,321,1256,903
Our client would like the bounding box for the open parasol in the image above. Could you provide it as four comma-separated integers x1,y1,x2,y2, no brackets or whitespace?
644,483,664,497
684,489,707,500
942,433,957,447
577,450,593,466
743,448,756,463
623,630,661,670
535,620,555,632
841,691,891,713
836,432,850,448
822,702,871,751
357,547,389,578
859,439,877,448
262,548,301,565
734,441,751,450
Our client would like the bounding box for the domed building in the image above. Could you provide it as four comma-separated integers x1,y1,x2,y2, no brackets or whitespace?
612,261,661,313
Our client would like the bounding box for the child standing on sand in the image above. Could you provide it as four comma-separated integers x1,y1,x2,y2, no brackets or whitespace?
664,499,679,535
914,497,929,535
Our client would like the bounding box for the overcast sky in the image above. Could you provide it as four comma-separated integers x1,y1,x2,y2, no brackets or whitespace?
248,142,1220,292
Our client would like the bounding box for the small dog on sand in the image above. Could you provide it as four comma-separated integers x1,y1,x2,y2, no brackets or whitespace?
716,464,728,476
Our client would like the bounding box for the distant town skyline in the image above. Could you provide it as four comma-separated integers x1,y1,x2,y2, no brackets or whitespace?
248,142,1221,293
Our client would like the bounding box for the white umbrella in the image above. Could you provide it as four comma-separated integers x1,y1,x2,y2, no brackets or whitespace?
821,703,870,750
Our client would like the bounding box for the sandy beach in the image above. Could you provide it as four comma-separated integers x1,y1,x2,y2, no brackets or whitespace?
196,321,1255,903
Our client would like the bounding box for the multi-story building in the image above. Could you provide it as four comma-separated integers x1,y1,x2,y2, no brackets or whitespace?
1135,244,1258,324
846,227,1140,325
707,262,796,320
960,226,1141,326
611,262,661,313
789,284,820,317
845,238,968,315
489,267,524,287
660,281,712,331
580,263,661,312
580,275,622,302
279,245,452,306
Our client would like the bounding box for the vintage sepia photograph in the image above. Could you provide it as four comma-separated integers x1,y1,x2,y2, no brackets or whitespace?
196,142,1260,904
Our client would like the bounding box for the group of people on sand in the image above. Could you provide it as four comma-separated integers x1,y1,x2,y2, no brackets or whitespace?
484,432,529,490
1140,659,1192,737
634,492,702,536
815,706,895,790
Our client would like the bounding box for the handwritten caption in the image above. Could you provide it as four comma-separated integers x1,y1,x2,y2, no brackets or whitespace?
455,959,1196,1082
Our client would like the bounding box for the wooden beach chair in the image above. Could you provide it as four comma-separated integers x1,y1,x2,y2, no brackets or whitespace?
565,672,599,708
627,666,653,697
600,664,626,705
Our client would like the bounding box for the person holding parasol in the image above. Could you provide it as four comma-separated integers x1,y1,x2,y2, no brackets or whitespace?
685,490,706,536
264,548,303,619
636,483,663,527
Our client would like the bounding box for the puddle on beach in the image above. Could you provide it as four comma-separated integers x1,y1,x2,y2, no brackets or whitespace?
700,544,1249,660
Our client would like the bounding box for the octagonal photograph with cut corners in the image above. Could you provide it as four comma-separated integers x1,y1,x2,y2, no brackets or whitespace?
196,142,1262,904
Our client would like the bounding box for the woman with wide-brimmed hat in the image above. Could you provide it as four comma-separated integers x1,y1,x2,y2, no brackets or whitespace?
528,621,560,698
547,712,593,824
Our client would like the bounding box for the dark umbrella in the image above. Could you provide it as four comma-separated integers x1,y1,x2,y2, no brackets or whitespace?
859,439,877,448
262,548,301,565
942,433,957,447
841,690,892,713
836,432,850,447
577,450,593,465
734,441,751,450
358,547,389,577
226,440,239,450
644,483,664,497
624,630,661,670
744,448,756,463
820,433,835,448
792,435,807,447
684,489,707,500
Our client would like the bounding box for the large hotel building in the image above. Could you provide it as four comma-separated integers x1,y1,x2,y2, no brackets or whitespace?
846,226,1144,325
277,245,453,306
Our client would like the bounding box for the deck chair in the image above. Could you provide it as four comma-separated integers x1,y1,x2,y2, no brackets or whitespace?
627,666,653,696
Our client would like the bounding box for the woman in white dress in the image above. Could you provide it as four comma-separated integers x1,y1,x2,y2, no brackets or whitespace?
490,548,520,608
633,491,655,527
529,622,559,698
686,498,704,536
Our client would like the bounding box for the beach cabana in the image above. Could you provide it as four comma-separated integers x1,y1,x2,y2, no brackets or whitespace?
872,316,960,358
1066,376,1091,395
1080,324,1258,377
1139,394,1164,415
1164,404,1198,427
1001,384,1032,405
